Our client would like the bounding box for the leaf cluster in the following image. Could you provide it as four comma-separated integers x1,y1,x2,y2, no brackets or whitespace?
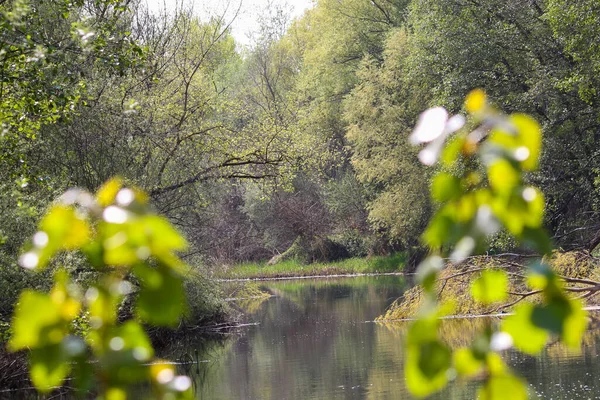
9,178,193,398
406,91,588,399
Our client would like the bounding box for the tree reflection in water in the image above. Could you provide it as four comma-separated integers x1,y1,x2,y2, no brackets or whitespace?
142,277,600,400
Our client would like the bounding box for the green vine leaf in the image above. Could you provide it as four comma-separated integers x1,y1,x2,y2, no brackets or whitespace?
134,264,186,326
478,374,528,400
9,291,64,350
471,270,508,304
503,303,549,354
406,340,452,398
453,348,484,377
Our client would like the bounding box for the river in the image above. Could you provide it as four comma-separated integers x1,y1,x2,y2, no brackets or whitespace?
162,276,600,399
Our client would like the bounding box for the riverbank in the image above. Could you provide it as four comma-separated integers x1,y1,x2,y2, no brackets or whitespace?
378,251,600,321
212,253,407,280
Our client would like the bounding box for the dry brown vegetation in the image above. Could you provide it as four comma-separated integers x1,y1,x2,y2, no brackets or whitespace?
378,251,600,320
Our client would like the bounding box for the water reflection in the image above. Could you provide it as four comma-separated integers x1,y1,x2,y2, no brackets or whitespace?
169,276,600,399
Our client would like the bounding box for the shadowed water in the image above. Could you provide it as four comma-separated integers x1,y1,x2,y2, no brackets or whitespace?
165,276,600,399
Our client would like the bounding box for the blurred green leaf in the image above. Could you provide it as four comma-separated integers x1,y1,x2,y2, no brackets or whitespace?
511,114,542,171
100,322,154,385
101,214,187,268
485,352,508,375
465,88,487,113
406,340,451,397
110,320,154,357
407,314,441,345
106,387,128,400
41,206,90,249
478,374,527,400
144,216,187,251
87,286,121,329
455,194,477,222
527,261,554,289
454,348,483,377
9,291,62,350
442,135,465,166
423,200,477,251
488,114,541,172
471,270,508,304
530,300,570,335
30,205,90,269
492,193,543,237
432,173,461,202
97,178,123,207
134,264,186,326
405,308,453,397
423,214,453,248
522,188,545,226
562,299,588,349
419,340,452,378
101,223,139,266
503,303,548,354
30,344,71,393
488,160,519,195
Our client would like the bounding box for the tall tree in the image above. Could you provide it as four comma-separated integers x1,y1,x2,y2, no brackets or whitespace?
345,29,431,246
401,0,600,248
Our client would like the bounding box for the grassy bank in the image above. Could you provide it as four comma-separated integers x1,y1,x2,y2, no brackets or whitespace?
378,251,600,321
214,253,407,280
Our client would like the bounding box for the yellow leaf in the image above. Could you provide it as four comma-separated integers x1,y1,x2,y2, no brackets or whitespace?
510,114,542,171
485,353,507,375
63,214,90,249
106,387,127,400
465,89,487,113
488,160,520,194
40,206,90,252
9,291,62,350
563,299,588,350
60,299,81,320
479,374,527,400
97,178,123,207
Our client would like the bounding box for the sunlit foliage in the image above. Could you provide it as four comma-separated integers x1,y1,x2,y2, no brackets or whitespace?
10,179,192,398
345,28,431,245
405,91,588,398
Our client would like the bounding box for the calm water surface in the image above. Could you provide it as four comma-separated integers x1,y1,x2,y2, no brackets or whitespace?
167,276,600,399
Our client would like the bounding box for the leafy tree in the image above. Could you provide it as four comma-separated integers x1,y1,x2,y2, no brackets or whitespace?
345,28,432,246
0,0,143,182
0,0,144,318
292,0,406,155
404,0,600,249
545,0,600,104
37,4,321,229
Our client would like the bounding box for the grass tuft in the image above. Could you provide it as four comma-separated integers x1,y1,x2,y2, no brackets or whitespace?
214,253,407,280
